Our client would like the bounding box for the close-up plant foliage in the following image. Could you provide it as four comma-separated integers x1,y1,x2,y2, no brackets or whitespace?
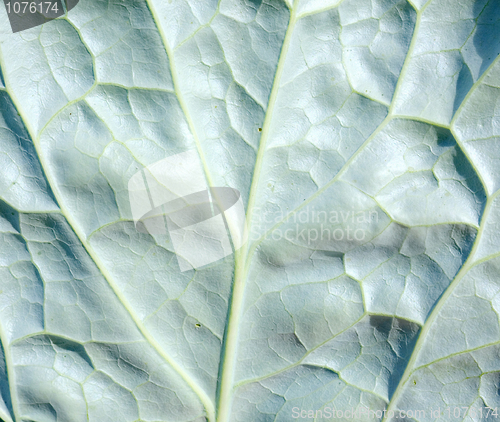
0,0,499,421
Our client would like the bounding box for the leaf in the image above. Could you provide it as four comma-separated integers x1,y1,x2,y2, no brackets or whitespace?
0,0,499,421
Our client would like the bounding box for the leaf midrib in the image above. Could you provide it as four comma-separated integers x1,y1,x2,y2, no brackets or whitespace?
214,1,300,419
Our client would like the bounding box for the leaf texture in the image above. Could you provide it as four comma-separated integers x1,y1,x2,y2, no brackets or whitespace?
0,0,499,421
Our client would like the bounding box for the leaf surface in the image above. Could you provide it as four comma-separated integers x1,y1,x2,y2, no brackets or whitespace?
0,0,499,421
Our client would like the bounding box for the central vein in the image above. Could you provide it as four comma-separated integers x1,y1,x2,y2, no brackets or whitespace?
216,2,299,421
